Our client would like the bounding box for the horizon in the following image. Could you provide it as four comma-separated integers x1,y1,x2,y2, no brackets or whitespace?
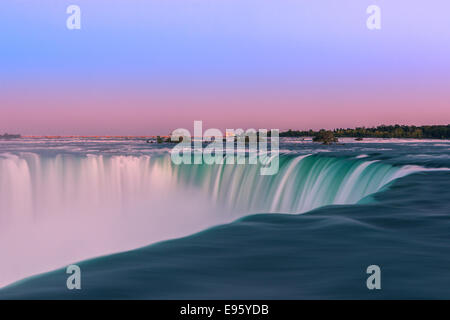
2,122,449,138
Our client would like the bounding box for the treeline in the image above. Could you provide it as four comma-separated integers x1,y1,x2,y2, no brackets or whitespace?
280,125,450,139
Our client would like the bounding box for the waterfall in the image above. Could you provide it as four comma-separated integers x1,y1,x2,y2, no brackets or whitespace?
0,152,424,287
0,152,425,223
159,154,422,214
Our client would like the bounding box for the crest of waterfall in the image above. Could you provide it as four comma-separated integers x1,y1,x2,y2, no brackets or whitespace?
162,154,424,214
0,152,431,287
0,152,426,224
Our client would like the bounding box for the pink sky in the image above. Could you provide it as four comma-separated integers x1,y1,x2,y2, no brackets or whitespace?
2,1,450,135
1,81,449,136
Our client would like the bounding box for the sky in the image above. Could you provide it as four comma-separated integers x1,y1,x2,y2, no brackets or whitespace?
1,0,450,135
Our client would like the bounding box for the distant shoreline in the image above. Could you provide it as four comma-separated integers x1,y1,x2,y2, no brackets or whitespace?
3,124,450,140
7,136,450,141
280,124,450,140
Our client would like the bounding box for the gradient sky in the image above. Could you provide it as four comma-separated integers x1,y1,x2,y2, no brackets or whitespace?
1,0,449,135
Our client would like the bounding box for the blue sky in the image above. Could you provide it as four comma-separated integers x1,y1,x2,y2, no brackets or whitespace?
1,1,449,134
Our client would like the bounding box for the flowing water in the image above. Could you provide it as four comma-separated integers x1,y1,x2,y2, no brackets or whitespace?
1,137,450,298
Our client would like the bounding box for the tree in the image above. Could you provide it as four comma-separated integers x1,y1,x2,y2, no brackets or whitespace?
313,130,338,145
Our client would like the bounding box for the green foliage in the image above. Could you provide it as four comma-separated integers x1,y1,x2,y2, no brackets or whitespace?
312,130,338,144
281,125,450,139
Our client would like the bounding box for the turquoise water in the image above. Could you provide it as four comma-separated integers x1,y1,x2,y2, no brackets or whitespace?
1,138,450,299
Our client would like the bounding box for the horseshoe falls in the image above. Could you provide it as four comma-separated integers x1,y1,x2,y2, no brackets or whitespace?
1,153,417,223
162,154,420,214
1,138,450,299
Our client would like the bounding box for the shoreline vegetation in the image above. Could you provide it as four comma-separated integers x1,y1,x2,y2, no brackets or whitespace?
2,125,450,142
158,124,450,145
280,125,450,140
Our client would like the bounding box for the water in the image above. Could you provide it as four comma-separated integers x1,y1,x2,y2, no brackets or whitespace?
1,137,450,299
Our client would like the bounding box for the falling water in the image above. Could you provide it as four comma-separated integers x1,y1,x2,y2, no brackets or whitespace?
0,152,425,287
